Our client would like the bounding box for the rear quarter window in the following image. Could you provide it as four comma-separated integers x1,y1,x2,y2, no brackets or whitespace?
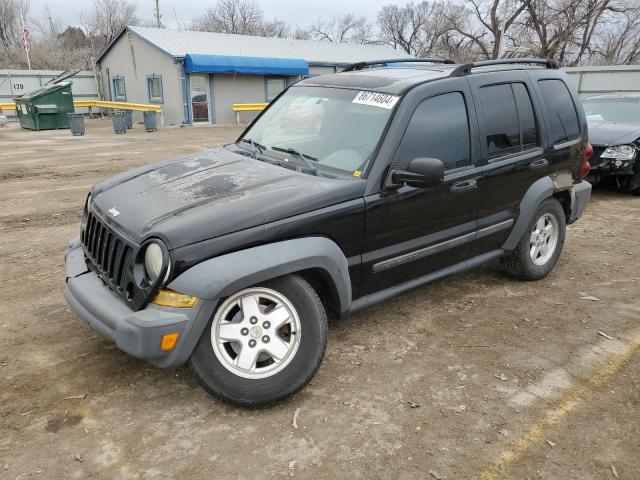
538,79,580,145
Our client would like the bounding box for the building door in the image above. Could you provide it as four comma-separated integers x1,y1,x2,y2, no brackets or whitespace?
190,74,209,122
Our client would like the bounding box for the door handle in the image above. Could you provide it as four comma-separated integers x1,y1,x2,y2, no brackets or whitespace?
450,179,477,193
529,158,549,170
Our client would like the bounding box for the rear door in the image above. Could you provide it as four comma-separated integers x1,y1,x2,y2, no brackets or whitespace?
360,80,483,295
467,72,549,255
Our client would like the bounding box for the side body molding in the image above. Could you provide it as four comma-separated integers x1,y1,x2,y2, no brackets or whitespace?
168,237,352,314
502,176,555,251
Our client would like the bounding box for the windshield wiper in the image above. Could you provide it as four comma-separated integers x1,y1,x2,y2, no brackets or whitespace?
238,138,266,158
270,146,320,176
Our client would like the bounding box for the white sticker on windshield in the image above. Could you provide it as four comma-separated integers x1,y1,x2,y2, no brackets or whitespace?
352,91,399,109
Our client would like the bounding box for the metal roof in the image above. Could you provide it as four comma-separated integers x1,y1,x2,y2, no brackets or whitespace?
97,26,411,65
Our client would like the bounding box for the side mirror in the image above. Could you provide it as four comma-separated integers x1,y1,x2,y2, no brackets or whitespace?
391,157,444,189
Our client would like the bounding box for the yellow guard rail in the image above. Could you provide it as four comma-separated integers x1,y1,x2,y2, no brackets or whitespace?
1,100,161,112
232,102,268,123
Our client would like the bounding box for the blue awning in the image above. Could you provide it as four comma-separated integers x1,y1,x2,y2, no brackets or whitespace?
185,54,308,76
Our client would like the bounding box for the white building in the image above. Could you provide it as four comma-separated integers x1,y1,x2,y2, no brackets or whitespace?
96,26,410,126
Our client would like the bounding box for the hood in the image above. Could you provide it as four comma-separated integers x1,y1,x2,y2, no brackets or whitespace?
91,146,365,249
588,121,640,146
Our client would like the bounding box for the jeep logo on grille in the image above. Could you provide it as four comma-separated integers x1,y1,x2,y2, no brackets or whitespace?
107,207,120,217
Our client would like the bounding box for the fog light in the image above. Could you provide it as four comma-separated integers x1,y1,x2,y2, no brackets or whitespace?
161,333,180,351
151,289,199,308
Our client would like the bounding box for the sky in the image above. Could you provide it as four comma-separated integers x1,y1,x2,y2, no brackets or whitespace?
27,0,394,30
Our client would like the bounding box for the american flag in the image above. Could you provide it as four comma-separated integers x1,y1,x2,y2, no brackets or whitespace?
21,19,30,53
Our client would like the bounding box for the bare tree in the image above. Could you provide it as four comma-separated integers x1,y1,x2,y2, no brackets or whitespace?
193,0,263,35
443,0,530,59
307,14,373,44
0,0,28,59
592,6,640,64
377,1,468,57
259,18,290,38
516,0,632,64
377,2,431,54
79,0,138,51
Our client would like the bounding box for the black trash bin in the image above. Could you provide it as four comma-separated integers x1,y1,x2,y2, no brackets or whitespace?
143,110,157,132
112,111,127,134
123,110,133,129
67,113,85,136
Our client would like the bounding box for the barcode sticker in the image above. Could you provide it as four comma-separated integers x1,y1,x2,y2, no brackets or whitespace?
352,91,399,109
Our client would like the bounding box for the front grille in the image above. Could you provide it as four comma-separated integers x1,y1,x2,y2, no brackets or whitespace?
81,209,134,294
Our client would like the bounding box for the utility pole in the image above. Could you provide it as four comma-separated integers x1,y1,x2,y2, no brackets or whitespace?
497,0,510,58
154,0,161,28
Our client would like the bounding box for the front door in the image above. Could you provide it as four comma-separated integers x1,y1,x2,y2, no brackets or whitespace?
361,86,482,295
190,74,210,122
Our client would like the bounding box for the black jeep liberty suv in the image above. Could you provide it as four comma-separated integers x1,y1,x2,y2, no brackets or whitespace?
64,58,592,405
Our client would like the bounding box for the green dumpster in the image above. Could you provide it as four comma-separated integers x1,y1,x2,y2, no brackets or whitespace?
14,81,74,130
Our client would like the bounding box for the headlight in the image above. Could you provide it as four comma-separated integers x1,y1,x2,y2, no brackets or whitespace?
600,145,637,160
144,242,166,282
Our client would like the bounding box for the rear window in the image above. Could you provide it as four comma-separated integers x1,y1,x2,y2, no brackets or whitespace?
512,83,538,149
478,82,540,159
479,84,521,158
538,79,580,145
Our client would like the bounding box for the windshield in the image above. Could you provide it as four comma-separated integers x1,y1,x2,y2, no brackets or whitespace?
239,86,398,175
582,97,640,126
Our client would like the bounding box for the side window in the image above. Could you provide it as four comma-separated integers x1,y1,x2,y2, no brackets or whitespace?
512,83,538,149
479,84,521,158
538,79,580,145
395,92,471,172
112,75,126,100
146,74,163,103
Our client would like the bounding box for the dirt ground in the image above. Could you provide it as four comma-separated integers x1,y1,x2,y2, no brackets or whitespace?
1,118,639,480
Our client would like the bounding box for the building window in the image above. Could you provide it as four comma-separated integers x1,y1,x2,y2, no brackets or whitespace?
147,74,163,103
112,75,126,100
265,77,286,102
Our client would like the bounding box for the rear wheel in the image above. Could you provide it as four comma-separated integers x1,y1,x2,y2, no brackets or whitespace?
190,274,327,406
501,198,566,280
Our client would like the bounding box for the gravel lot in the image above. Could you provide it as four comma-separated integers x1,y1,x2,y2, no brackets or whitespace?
1,118,639,480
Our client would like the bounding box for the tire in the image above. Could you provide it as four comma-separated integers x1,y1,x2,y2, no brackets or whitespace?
500,198,566,281
190,274,327,406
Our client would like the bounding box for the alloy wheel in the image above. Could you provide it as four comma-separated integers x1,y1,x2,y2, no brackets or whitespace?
529,212,559,266
211,288,301,379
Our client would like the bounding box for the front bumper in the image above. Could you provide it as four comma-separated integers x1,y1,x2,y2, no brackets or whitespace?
64,237,215,368
568,180,592,224
588,155,636,177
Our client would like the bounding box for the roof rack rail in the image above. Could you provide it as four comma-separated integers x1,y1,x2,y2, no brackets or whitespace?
342,58,455,72
451,58,559,76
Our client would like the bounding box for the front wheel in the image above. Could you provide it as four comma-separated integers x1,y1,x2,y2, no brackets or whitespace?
500,198,566,281
190,274,327,406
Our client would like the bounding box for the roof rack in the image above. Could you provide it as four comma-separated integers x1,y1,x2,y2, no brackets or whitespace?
451,58,559,76
342,58,455,72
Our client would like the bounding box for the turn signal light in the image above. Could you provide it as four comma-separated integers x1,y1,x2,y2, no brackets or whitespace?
161,333,180,351
151,289,199,308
